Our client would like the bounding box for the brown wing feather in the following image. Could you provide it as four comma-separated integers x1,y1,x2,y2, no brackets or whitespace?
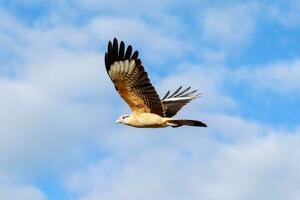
105,38,165,116
162,87,200,117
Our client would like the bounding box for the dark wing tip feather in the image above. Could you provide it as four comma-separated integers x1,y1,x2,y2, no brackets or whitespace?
169,86,183,98
112,38,118,58
175,86,191,97
106,41,113,66
183,89,197,97
104,53,109,71
162,90,170,100
125,45,133,59
131,50,139,59
163,86,196,101
105,38,140,73
162,87,202,117
107,40,113,53
162,87,201,102
119,41,125,60
135,58,142,66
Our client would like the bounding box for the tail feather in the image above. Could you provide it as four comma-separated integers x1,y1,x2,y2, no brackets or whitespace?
167,119,207,128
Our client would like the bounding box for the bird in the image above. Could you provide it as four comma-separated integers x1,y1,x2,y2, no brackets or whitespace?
104,38,207,128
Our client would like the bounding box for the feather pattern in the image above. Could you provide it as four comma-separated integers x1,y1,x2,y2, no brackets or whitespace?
162,86,200,117
105,38,165,116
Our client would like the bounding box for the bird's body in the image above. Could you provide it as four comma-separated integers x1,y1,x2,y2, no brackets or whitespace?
104,38,207,128
117,113,169,128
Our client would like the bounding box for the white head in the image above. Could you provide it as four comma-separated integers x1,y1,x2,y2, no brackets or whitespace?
116,114,131,125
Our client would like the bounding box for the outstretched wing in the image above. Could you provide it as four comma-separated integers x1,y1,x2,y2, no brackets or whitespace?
161,86,200,117
104,38,165,116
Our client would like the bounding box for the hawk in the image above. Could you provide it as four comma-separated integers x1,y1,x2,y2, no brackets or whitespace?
104,38,207,128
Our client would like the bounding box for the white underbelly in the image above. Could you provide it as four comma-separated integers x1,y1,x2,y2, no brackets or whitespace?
129,113,168,128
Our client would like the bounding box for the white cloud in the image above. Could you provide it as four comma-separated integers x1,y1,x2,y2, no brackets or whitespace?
0,7,200,186
156,64,236,113
0,172,46,200
0,185,46,200
0,76,104,175
0,12,115,176
234,59,300,95
201,3,258,46
267,0,300,28
1,1,300,199
64,120,300,200
86,16,190,66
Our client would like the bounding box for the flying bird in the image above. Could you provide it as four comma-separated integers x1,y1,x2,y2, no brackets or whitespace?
104,38,207,128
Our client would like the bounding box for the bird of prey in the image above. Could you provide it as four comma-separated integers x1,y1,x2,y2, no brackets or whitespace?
104,38,207,128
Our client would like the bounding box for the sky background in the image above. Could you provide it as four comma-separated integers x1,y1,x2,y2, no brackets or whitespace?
1,0,300,199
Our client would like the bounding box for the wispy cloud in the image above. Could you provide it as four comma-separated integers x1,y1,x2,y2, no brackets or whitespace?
63,122,300,200
234,59,300,95
201,3,259,46
1,0,300,199
267,0,300,28
0,185,46,200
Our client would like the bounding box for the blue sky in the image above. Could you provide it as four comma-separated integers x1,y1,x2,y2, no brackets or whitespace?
1,0,300,200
